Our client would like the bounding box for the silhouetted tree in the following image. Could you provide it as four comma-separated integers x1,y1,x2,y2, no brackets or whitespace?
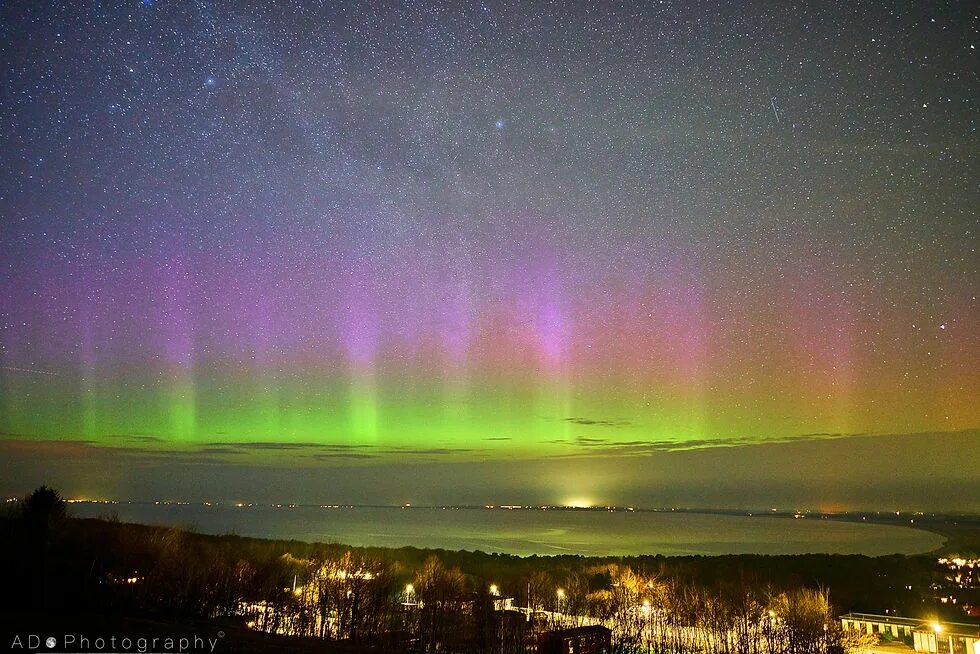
413,555,469,652
21,485,67,527
21,485,68,609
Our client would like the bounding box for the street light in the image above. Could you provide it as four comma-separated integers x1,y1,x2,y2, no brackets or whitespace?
490,584,499,596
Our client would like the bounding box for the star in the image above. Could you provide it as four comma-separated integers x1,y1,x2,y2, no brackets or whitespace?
0,0,974,502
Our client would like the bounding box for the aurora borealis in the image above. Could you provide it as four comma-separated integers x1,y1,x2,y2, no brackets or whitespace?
0,1,977,507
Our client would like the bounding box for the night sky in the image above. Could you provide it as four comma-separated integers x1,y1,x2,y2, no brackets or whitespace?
1,1,977,508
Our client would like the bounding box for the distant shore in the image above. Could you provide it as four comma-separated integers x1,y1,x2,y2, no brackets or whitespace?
58,499,968,557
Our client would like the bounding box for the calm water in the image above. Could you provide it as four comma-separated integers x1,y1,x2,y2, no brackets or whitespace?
70,504,944,557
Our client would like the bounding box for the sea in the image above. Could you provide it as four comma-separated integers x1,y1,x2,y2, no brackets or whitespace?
68,503,945,557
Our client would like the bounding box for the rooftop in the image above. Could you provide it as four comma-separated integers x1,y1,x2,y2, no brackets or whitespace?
840,614,980,638
840,613,923,627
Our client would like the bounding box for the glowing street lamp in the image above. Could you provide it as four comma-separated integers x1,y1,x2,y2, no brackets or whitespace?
556,588,565,600
490,584,499,596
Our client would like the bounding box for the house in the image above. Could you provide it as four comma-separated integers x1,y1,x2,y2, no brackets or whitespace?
494,595,515,612
840,613,920,641
840,613,980,654
912,622,980,654
537,625,611,654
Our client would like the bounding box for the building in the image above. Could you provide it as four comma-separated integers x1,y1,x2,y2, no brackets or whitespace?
840,613,980,654
494,595,515,612
913,623,980,654
537,625,612,654
840,613,920,641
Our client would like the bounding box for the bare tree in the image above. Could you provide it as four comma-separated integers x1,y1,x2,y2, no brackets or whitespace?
412,555,469,652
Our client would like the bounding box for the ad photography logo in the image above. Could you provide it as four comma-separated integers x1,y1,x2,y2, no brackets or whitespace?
7,630,224,653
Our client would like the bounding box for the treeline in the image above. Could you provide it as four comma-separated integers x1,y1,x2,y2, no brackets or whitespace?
0,487,947,652
246,550,879,654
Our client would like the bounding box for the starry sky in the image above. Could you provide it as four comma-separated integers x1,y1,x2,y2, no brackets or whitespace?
0,1,977,507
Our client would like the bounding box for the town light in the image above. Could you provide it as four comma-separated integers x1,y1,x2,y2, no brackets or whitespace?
932,623,943,634
406,584,414,596
556,588,565,600
490,584,499,596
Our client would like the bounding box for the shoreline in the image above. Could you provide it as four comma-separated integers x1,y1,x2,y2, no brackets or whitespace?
62,501,972,559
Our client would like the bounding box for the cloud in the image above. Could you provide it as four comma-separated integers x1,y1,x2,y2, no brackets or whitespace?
199,441,486,458
0,429,977,511
0,437,487,468
575,436,609,444
104,434,168,443
198,447,241,455
563,417,633,428
1,428,975,473
202,441,337,450
309,452,379,461
382,447,482,456
550,429,963,457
